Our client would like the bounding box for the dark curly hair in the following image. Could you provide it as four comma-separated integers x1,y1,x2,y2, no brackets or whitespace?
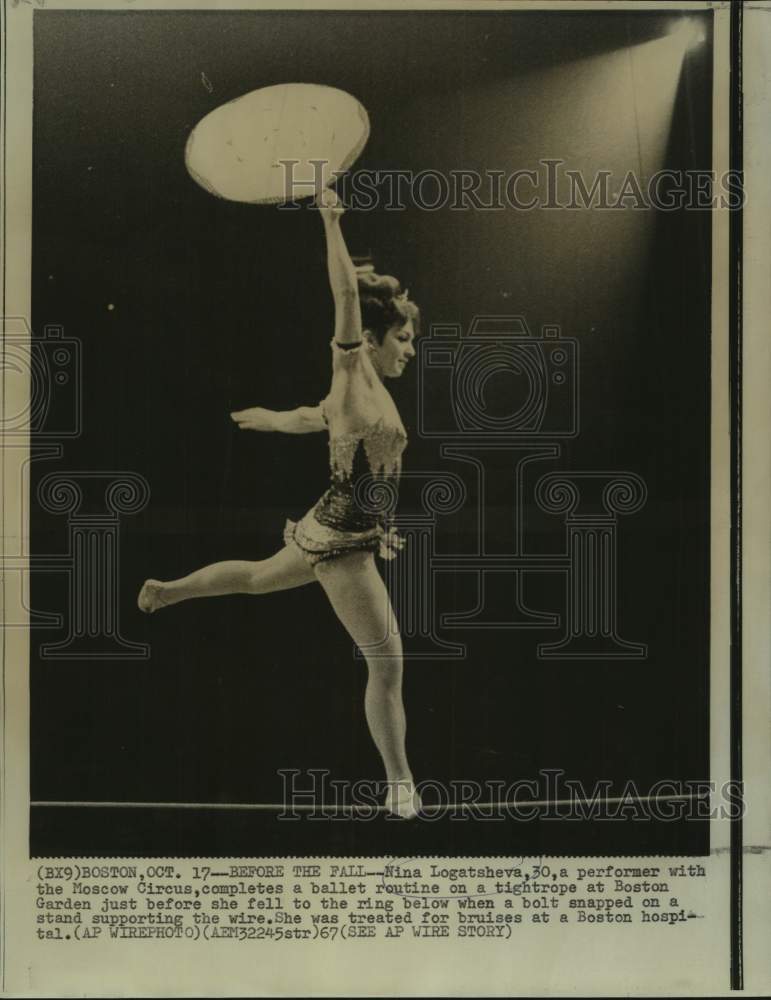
357,271,420,344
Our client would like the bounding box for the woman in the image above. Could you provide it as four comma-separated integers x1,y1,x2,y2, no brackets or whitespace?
138,190,421,818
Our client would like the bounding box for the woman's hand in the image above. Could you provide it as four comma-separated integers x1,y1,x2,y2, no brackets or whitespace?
230,406,277,432
316,187,346,222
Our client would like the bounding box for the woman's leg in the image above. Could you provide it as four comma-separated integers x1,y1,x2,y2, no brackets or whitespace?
138,544,316,612
314,550,416,807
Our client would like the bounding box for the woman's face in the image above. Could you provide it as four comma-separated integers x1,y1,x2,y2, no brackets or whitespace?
368,319,417,378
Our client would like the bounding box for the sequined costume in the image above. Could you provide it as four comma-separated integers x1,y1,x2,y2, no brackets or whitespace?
283,339,407,566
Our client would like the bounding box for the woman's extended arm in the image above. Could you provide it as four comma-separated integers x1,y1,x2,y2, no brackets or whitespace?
230,405,326,434
317,190,362,346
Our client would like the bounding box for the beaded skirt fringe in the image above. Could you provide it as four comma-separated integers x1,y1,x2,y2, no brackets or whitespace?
283,507,404,567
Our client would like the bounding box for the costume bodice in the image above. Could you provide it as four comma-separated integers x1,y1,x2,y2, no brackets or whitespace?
320,339,407,481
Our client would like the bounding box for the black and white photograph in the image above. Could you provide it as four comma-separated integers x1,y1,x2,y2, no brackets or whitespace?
5,0,771,995
25,4,720,859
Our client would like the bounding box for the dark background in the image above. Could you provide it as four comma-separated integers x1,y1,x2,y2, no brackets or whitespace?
30,9,712,856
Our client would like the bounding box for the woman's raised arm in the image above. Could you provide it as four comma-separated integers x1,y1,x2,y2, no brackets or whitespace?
317,190,362,347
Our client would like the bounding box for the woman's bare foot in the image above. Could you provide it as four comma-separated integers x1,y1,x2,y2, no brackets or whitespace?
384,778,422,820
138,579,170,614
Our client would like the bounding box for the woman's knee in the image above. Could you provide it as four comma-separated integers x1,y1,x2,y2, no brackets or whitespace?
360,625,403,660
364,644,403,687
